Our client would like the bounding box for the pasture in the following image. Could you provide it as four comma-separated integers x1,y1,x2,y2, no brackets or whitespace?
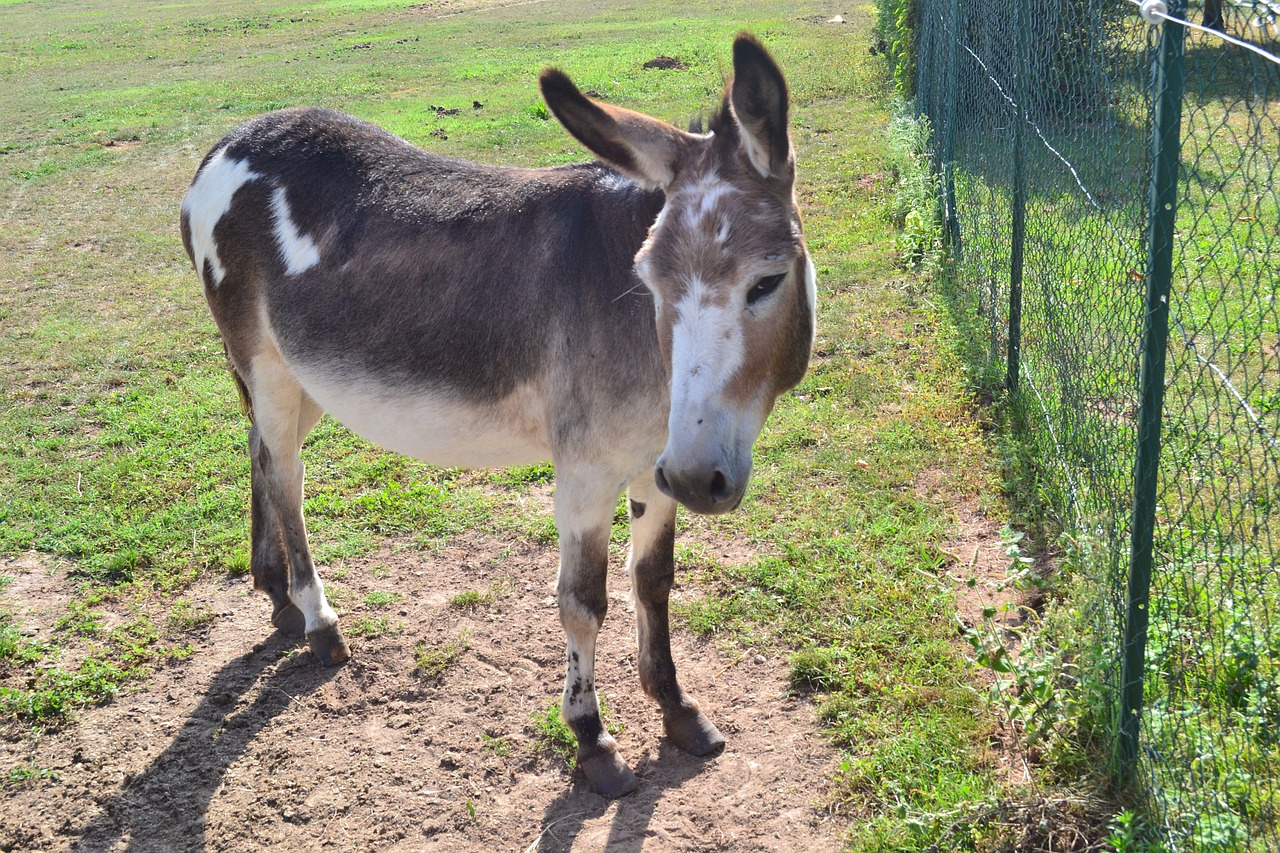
1,0,1017,848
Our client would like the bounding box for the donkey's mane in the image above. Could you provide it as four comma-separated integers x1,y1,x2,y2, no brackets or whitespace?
688,93,740,148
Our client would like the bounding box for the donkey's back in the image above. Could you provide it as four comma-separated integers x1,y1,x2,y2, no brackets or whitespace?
183,107,668,466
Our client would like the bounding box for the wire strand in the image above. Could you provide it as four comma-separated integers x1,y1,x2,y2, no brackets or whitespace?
1130,0,1280,66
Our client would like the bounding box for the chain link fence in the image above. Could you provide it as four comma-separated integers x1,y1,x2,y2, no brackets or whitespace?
895,0,1280,846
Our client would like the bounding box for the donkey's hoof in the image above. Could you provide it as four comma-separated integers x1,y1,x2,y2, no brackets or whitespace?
664,708,725,756
578,748,639,798
306,625,351,667
270,602,306,638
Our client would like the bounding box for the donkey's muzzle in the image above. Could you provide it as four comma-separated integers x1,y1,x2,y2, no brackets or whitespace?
654,460,744,516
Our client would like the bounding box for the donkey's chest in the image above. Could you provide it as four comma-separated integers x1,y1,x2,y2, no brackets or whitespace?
295,364,553,467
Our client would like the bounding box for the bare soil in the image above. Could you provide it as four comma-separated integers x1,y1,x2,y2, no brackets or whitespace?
641,57,686,71
0,534,842,852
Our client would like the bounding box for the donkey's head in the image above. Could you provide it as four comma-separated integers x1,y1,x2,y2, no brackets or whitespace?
542,34,815,515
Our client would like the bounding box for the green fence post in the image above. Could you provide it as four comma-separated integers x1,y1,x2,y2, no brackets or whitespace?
942,0,962,248
916,0,935,123
1116,0,1187,783
1007,0,1028,395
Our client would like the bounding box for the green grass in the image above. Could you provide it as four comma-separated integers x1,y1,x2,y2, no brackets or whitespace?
448,579,513,610
480,731,513,757
412,631,471,682
362,590,405,608
448,589,494,609
0,0,1021,846
167,599,217,632
528,701,579,765
5,761,59,787
347,614,404,638
528,697,624,767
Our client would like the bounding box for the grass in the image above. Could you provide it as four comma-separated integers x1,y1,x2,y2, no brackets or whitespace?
480,732,513,757
0,0,1024,846
528,701,579,765
412,631,471,682
5,761,59,787
362,590,405,608
448,589,494,609
347,615,404,638
528,697,625,767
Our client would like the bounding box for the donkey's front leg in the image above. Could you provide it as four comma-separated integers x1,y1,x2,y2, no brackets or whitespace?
627,475,725,755
554,473,638,798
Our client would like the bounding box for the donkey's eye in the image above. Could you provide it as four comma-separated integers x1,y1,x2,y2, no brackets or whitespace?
746,273,786,306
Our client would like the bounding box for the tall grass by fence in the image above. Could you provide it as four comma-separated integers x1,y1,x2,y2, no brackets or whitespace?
885,0,1280,847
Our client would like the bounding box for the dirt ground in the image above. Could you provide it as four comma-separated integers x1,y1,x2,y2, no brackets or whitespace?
0,533,843,852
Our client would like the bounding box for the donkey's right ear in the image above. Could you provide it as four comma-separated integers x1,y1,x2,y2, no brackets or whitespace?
540,69,702,190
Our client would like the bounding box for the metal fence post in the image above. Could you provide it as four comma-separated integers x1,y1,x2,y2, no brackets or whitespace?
1007,0,1028,395
1116,0,1187,782
942,0,962,248
916,1,935,123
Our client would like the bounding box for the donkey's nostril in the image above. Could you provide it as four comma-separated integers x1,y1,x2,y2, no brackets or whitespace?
708,470,730,503
654,465,673,497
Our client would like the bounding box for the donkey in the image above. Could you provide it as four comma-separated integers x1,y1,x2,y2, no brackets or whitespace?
180,34,815,797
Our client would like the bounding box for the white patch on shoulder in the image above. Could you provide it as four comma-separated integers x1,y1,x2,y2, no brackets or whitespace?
597,170,633,193
270,185,321,276
180,149,260,288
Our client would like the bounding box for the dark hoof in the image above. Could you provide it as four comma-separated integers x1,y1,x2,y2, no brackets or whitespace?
271,602,306,638
577,747,639,798
664,708,725,756
306,625,351,667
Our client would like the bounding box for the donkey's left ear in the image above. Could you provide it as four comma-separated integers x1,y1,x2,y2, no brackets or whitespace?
540,69,703,190
729,34,792,180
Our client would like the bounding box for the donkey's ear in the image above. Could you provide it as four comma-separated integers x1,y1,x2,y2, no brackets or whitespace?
540,69,701,190
729,34,792,180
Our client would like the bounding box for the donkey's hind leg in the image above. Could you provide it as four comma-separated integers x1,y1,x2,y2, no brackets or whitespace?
248,357,348,666
626,474,724,755
249,393,324,638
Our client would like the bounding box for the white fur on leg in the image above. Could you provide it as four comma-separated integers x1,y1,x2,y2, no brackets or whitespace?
290,579,338,634
561,609,604,727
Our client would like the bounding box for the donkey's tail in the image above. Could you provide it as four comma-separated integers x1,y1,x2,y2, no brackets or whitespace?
223,344,255,423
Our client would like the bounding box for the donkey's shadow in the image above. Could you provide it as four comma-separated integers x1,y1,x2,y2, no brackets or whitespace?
530,743,712,853
69,633,338,853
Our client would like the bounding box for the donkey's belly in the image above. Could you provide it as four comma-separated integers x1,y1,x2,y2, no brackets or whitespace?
296,366,553,468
